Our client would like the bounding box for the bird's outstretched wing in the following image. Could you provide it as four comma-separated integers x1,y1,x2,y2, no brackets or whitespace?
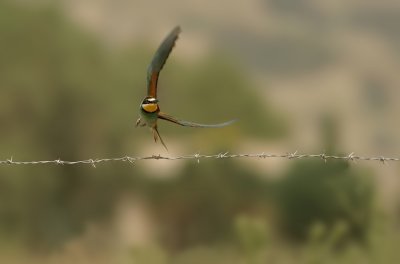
147,26,181,98
158,112,236,128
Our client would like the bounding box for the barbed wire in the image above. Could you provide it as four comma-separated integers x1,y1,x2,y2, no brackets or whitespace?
0,152,399,167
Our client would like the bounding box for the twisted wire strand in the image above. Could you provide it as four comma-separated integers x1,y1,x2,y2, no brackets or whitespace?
0,152,398,167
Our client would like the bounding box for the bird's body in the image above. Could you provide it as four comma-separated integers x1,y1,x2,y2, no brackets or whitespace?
139,100,158,128
137,97,166,148
136,26,236,150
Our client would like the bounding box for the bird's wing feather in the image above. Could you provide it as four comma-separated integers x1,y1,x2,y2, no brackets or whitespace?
147,26,181,98
158,112,236,128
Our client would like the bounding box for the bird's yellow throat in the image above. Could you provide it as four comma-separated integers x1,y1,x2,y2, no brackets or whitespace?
142,103,158,113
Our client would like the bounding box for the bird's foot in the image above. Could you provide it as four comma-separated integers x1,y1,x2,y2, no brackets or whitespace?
135,117,141,127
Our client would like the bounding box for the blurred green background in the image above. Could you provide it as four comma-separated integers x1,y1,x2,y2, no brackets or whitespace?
0,0,399,263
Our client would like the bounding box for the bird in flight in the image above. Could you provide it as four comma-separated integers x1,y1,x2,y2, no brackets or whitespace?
136,26,236,150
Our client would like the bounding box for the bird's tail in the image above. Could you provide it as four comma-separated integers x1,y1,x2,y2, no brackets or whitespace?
152,126,168,151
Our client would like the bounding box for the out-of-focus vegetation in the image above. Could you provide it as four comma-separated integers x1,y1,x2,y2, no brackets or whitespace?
0,1,398,263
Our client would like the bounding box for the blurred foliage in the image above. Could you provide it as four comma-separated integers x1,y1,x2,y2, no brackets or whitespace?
275,159,374,244
0,1,132,250
0,2,387,264
144,161,271,251
234,214,269,263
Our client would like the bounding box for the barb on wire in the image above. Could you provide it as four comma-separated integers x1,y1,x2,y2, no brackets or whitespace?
0,152,399,167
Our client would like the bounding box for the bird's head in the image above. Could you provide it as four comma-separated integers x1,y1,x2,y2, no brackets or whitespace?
141,97,159,113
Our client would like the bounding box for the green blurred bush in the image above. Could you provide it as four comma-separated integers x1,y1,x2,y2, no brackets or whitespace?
145,161,271,251
275,159,374,244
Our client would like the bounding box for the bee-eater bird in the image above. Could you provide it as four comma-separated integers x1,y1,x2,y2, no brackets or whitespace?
136,26,236,150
